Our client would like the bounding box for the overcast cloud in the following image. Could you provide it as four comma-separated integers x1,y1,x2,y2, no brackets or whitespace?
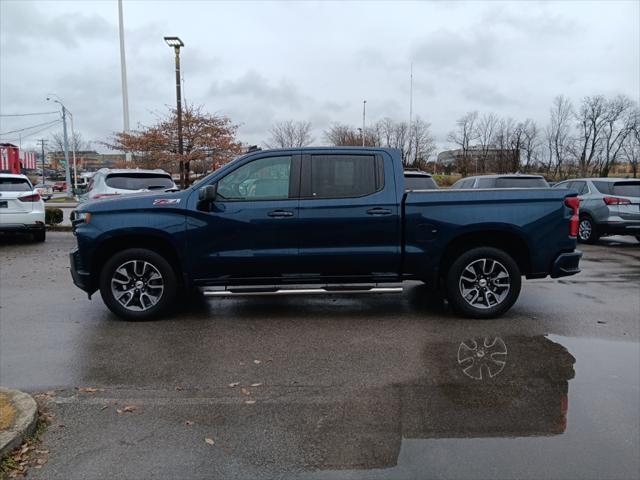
1,0,638,152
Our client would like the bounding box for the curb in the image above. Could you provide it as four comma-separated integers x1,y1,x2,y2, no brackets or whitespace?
0,388,38,459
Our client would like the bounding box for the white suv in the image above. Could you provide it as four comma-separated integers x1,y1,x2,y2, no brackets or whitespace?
0,173,46,242
81,168,177,202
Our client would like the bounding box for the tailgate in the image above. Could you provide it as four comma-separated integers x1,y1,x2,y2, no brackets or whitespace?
0,192,33,213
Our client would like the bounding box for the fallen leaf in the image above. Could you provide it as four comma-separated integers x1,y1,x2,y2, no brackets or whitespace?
116,409,123,414
175,385,184,391
240,388,251,396
76,387,99,393
185,420,194,426
253,359,261,364
36,458,47,465
228,382,240,388
205,437,215,445
123,405,138,413
250,383,263,387
100,405,109,411
244,400,256,405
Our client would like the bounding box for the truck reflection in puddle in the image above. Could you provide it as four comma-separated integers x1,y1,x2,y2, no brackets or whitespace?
233,335,575,471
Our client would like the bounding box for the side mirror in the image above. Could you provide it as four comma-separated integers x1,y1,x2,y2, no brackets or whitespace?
198,184,217,202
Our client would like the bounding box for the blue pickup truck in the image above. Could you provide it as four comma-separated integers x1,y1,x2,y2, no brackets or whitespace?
70,147,582,320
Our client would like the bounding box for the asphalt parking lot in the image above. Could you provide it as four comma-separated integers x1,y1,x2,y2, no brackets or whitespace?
1,232,639,479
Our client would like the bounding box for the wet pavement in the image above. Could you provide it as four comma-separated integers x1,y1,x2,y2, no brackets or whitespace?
0,233,639,479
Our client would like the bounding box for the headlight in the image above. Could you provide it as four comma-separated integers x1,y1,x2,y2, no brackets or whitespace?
71,211,91,224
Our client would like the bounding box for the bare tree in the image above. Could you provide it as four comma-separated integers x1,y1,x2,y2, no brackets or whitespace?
521,119,540,172
599,96,635,177
50,130,89,153
474,113,498,173
548,95,574,177
265,120,314,148
575,95,607,177
621,128,639,178
447,111,479,176
323,123,362,146
407,117,437,168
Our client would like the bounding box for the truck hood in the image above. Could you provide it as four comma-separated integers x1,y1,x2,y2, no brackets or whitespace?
77,190,188,213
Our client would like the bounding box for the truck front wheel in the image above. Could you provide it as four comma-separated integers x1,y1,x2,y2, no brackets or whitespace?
99,248,177,320
446,247,521,319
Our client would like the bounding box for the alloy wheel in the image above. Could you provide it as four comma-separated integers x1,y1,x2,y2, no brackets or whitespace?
458,258,511,310
110,260,165,311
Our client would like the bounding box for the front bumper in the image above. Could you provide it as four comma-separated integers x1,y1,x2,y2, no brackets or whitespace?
69,248,95,296
550,251,582,278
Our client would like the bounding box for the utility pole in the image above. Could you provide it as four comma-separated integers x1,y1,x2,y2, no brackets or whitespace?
409,62,414,167
118,0,131,163
362,100,367,147
164,37,185,187
61,107,72,197
38,139,47,184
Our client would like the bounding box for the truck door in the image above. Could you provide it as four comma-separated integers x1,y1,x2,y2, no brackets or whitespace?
187,153,301,282
297,152,401,279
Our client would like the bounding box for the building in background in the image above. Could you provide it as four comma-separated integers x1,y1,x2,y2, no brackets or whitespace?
47,151,126,171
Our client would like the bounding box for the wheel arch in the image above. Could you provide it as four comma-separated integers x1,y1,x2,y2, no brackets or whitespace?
438,229,531,282
91,231,186,288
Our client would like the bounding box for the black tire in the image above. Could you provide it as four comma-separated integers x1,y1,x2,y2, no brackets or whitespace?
99,248,177,321
578,215,599,244
635,235,640,243
33,229,46,242
445,247,522,319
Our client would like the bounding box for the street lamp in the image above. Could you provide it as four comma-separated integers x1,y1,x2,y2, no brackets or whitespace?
164,36,186,188
46,94,73,197
362,100,367,147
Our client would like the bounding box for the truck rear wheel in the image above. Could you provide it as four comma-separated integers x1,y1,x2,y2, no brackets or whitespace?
99,248,177,320
446,247,521,319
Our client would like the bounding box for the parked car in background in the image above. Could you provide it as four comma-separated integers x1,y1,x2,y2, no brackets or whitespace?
451,174,549,189
404,170,439,190
0,173,46,241
553,178,640,243
52,181,67,192
81,168,177,202
33,183,53,201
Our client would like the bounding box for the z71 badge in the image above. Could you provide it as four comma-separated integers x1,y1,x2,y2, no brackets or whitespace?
153,198,181,206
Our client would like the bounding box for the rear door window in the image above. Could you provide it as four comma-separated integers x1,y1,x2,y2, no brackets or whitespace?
495,177,549,188
612,181,640,197
308,154,380,198
475,177,494,188
0,177,32,191
105,174,174,190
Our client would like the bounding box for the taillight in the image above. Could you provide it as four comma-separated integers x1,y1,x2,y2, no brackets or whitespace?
18,193,41,202
603,196,631,205
564,196,579,237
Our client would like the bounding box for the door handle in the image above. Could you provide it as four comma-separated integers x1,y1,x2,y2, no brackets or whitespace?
268,210,294,218
366,207,392,216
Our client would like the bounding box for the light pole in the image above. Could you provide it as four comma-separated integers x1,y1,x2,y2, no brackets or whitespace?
118,0,131,163
164,36,185,188
362,100,367,147
46,95,72,197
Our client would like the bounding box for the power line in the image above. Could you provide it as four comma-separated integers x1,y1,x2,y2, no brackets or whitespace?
1,120,62,143
0,111,59,117
0,119,62,136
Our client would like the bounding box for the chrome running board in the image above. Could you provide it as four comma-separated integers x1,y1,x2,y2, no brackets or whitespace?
201,286,403,297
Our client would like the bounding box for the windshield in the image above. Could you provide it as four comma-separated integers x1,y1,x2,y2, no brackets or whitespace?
105,173,174,191
0,177,32,191
495,177,549,188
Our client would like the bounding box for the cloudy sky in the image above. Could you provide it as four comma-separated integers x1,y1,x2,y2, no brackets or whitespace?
1,0,638,152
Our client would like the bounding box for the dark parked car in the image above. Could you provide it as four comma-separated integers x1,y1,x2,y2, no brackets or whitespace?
553,178,640,243
404,171,438,190
70,148,581,320
451,174,549,189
